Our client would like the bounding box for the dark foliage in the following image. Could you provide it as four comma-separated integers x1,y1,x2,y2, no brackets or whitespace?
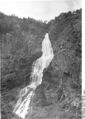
1,9,81,119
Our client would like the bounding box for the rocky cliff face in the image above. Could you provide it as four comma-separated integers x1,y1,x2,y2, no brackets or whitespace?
1,9,81,119
31,9,81,119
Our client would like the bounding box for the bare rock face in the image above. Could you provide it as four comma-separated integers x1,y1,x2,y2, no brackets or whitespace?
31,9,81,119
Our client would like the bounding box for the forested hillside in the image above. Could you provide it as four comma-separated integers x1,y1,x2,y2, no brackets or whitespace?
1,9,81,119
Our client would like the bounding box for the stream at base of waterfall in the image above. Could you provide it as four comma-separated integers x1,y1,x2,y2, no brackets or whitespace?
13,33,54,119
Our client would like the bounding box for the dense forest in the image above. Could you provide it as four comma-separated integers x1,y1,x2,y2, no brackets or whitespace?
1,9,81,119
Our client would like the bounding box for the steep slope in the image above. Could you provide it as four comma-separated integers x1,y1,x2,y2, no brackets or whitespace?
32,9,81,119
1,9,81,119
1,13,47,119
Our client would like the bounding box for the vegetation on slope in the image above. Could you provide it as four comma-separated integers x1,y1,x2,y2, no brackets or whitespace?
1,9,81,119
33,9,81,119
1,12,47,119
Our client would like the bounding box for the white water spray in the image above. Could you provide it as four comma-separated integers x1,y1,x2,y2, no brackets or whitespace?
13,33,54,119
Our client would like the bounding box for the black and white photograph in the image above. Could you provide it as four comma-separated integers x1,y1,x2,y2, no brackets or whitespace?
0,0,82,119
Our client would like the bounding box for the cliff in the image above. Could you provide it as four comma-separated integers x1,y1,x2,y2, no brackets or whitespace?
1,9,81,119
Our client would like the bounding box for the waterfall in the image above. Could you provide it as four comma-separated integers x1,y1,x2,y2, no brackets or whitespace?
13,33,54,119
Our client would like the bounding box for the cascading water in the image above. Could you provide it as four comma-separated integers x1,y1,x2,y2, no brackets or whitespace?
13,33,54,119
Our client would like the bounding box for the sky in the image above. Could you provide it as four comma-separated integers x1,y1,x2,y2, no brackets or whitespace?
0,0,81,21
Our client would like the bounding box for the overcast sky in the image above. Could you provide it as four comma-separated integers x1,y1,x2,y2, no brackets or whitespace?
0,0,81,21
